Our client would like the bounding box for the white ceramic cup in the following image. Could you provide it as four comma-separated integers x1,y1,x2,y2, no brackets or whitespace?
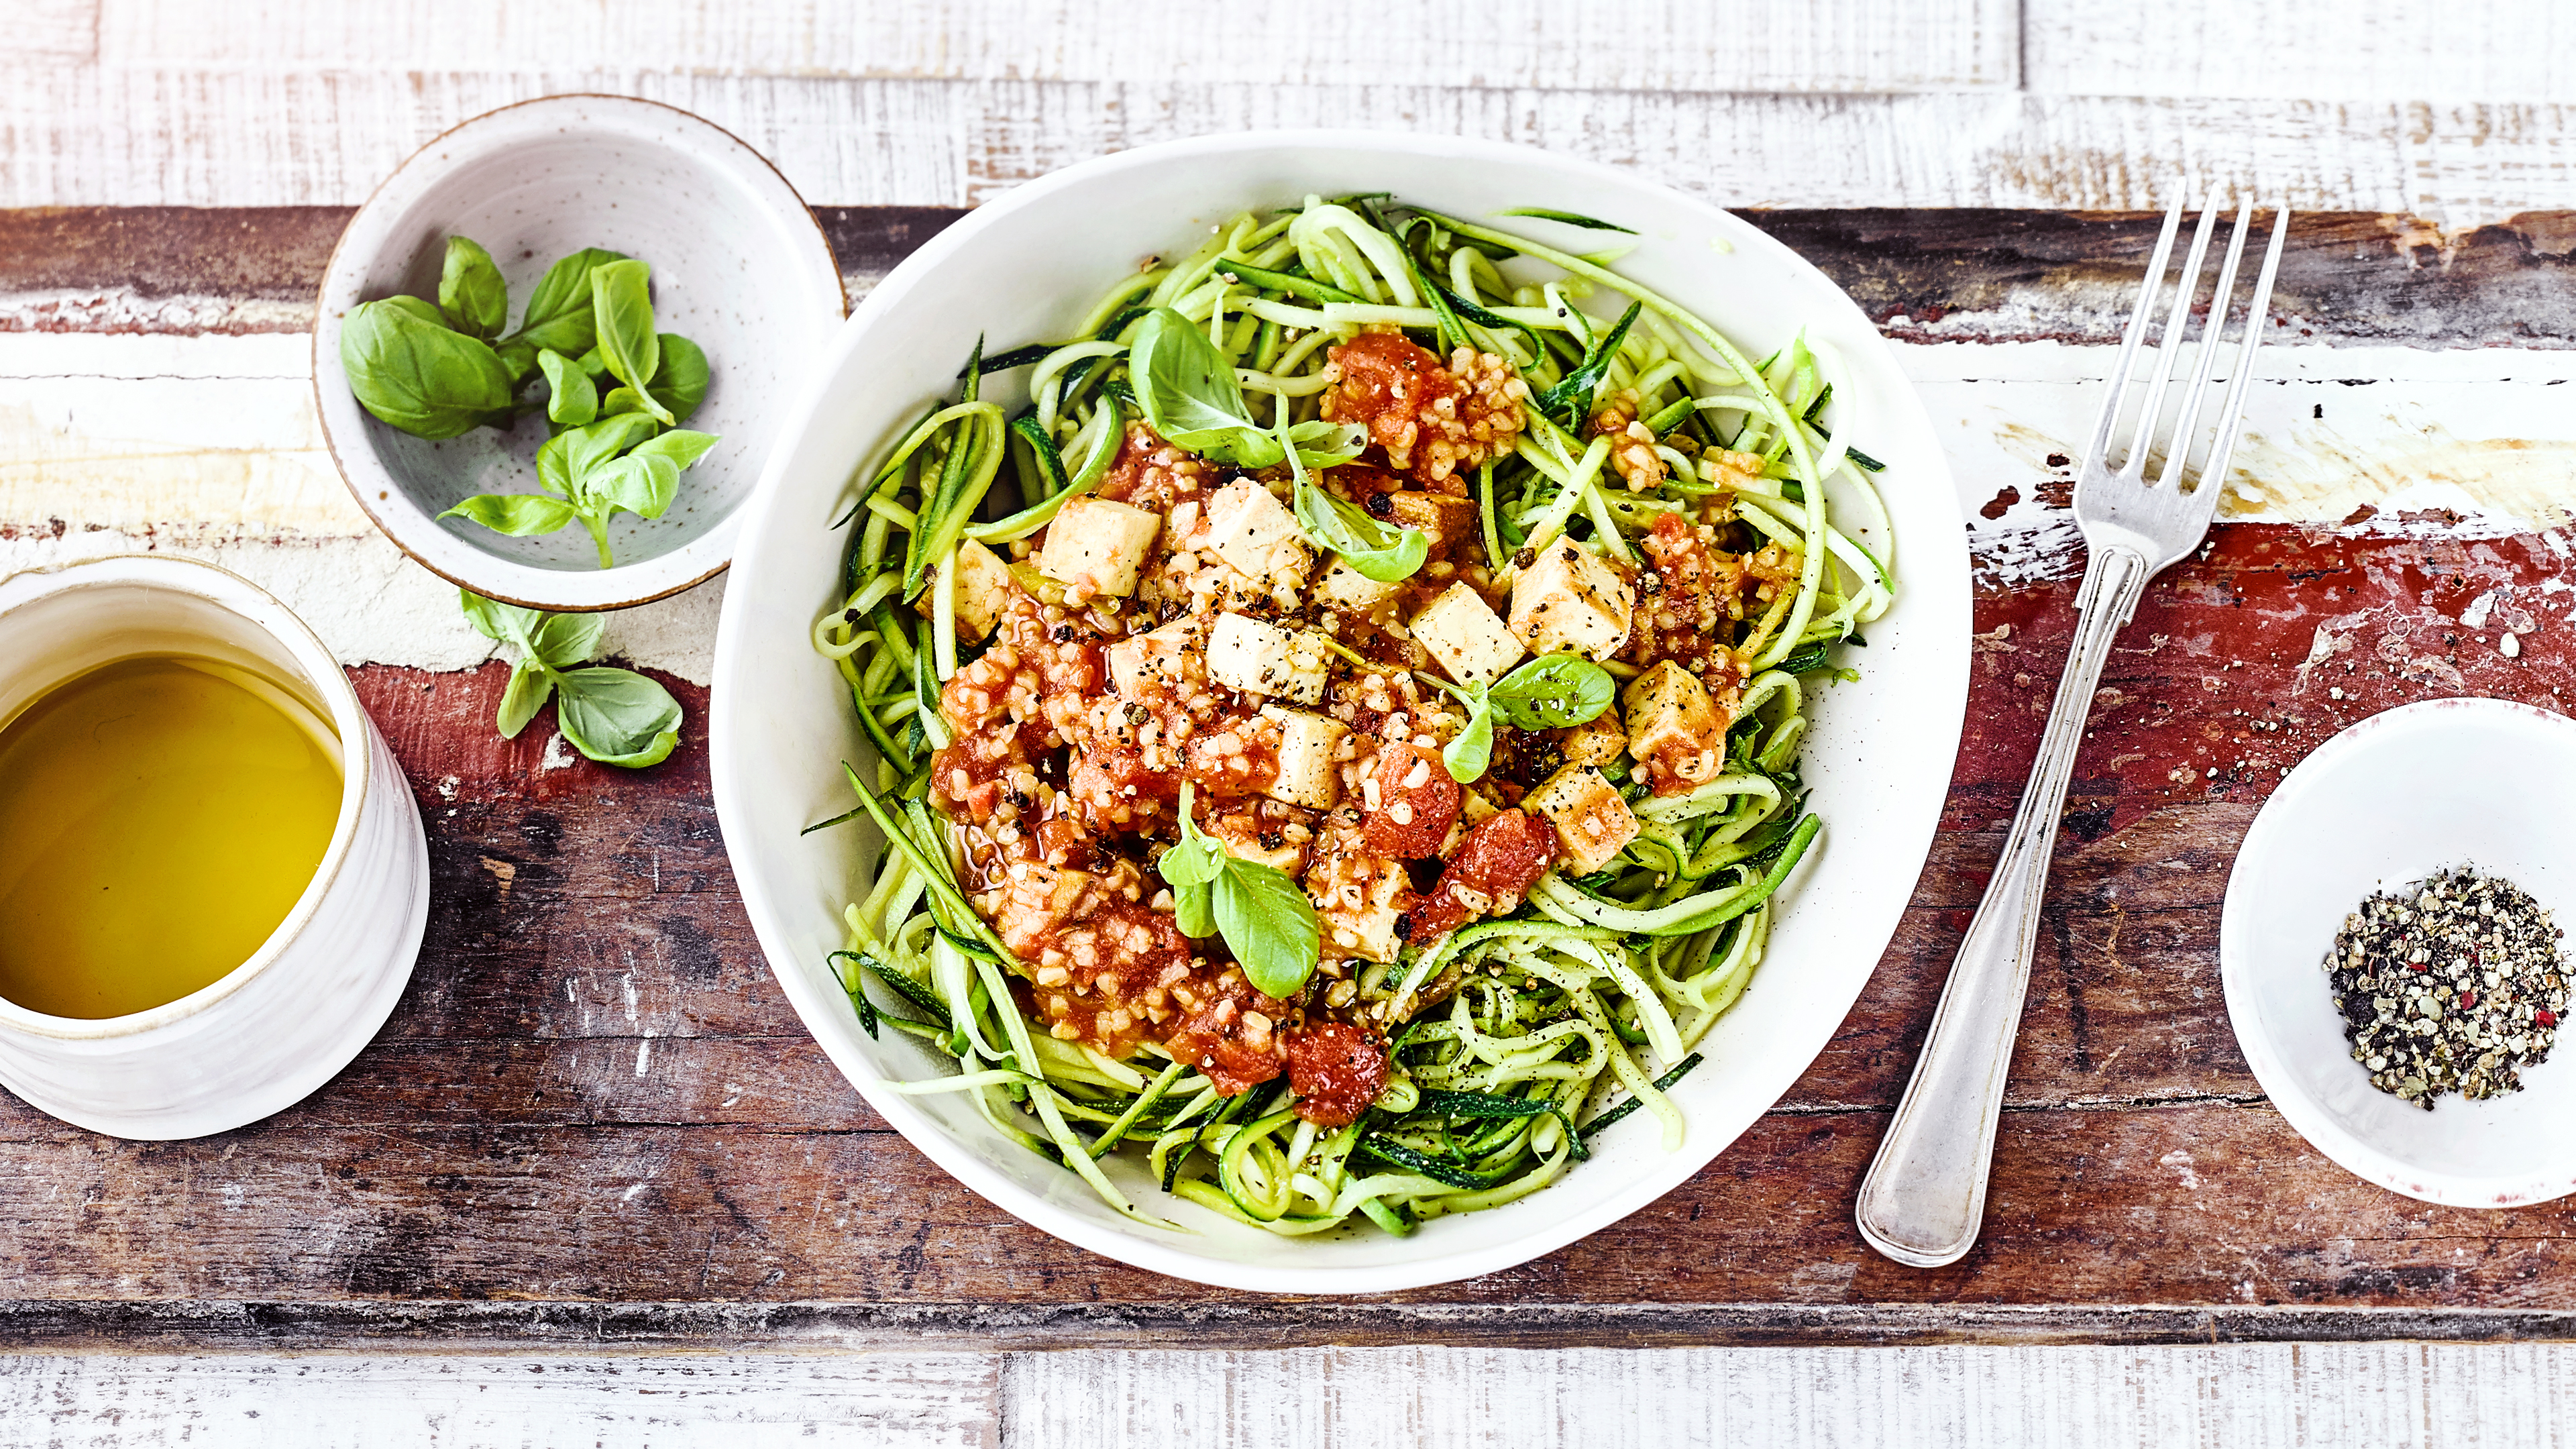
0,555,429,1139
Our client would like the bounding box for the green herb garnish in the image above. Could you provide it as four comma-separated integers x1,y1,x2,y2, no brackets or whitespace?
1162,783,1322,1002
459,590,685,768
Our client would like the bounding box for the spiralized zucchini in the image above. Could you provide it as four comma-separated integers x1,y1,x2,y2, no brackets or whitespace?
809,194,1894,1237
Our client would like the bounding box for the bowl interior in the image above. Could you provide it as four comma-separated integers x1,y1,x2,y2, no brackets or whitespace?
2224,699,2576,1203
317,99,843,606
712,133,1973,1290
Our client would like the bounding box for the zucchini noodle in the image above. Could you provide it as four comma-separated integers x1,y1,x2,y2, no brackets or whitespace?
806,193,1895,1238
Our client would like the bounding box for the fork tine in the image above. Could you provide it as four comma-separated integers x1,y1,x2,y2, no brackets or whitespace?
2118,198,2224,480
2157,197,2257,496
2078,197,2186,474
2200,205,2294,498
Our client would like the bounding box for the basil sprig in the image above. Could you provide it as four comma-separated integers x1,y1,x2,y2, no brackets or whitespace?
1161,784,1322,1002
1532,299,1643,432
459,590,684,768
343,237,719,568
1429,652,1617,784
1293,480,1428,584
445,414,717,568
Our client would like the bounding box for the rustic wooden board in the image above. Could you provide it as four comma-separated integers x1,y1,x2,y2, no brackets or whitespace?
9,205,2576,1350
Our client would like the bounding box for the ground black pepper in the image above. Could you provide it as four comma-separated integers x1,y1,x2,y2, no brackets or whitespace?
2326,866,2568,1110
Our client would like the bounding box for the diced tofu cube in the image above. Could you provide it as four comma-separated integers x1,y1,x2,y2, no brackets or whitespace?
1384,491,1478,551
1259,704,1348,810
1107,614,1208,700
1555,710,1629,769
1311,557,1402,618
1509,540,1635,661
1037,496,1159,598
1525,765,1640,874
1204,478,1312,584
1410,583,1525,687
1305,837,1415,964
1622,660,1727,792
912,539,1016,641
1208,612,1329,706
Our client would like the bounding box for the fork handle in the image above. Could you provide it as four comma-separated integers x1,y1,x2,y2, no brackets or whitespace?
1854,541,2153,1268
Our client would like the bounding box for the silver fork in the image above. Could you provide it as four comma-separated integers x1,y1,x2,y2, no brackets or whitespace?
1853,197,2292,1269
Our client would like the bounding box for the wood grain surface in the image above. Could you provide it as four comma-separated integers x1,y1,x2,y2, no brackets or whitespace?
10,440,2576,1344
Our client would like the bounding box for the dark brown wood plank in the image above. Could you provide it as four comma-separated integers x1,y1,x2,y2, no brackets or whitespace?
9,205,2575,347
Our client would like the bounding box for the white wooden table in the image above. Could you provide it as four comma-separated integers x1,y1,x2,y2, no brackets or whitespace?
10,3,2576,1444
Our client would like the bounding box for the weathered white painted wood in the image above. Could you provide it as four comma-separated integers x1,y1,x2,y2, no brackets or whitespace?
23,0,95,60
10,74,2576,225
92,0,2021,94
2027,0,2576,103
0,1350,998,1448
998,1343,2576,1448
9,1342,2572,1447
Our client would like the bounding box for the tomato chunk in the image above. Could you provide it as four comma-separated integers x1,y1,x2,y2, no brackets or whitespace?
1405,808,1556,943
1360,742,1460,859
1284,1020,1391,1126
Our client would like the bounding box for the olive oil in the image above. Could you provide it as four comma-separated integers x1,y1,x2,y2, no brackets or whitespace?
0,655,343,1019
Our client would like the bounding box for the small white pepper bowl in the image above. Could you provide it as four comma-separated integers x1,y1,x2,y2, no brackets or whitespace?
2223,698,2576,1207
315,95,846,612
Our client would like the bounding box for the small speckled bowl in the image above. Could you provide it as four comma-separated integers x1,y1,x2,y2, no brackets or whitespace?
315,95,846,612
2224,698,2576,1207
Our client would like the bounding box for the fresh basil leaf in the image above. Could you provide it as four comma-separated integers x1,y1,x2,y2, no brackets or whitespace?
552,665,684,768
588,259,672,424
439,492,580,536
645,333,710,425
627,427,719,472
437,236,508,340
1442,688,1495,784
527,610,605,669
458,589,543,648
538,413,663,498
496,339,538,387
1495,206,1636,234
1286,419,1366,469
1293,479,1428,584
576,345,610,381
496,658,553,740
598,386,653,419
506,248,627,358
1533,300,1644,432
536,348,598,427
379,294,445,325
1489,653,1616,729
1174,881,1217,940
586,451,682,520
1214,859,1320,1001
1160,829,1226,892
1127,306,1282,466
339,297,516,439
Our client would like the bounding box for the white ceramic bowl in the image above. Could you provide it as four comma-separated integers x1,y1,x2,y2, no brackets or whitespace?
314,95,847,612
710,132,1971,1291
2224,698,2576,1207
0,555,428,1139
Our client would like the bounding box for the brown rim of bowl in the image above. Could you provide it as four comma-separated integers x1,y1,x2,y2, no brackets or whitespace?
310,92,851,614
